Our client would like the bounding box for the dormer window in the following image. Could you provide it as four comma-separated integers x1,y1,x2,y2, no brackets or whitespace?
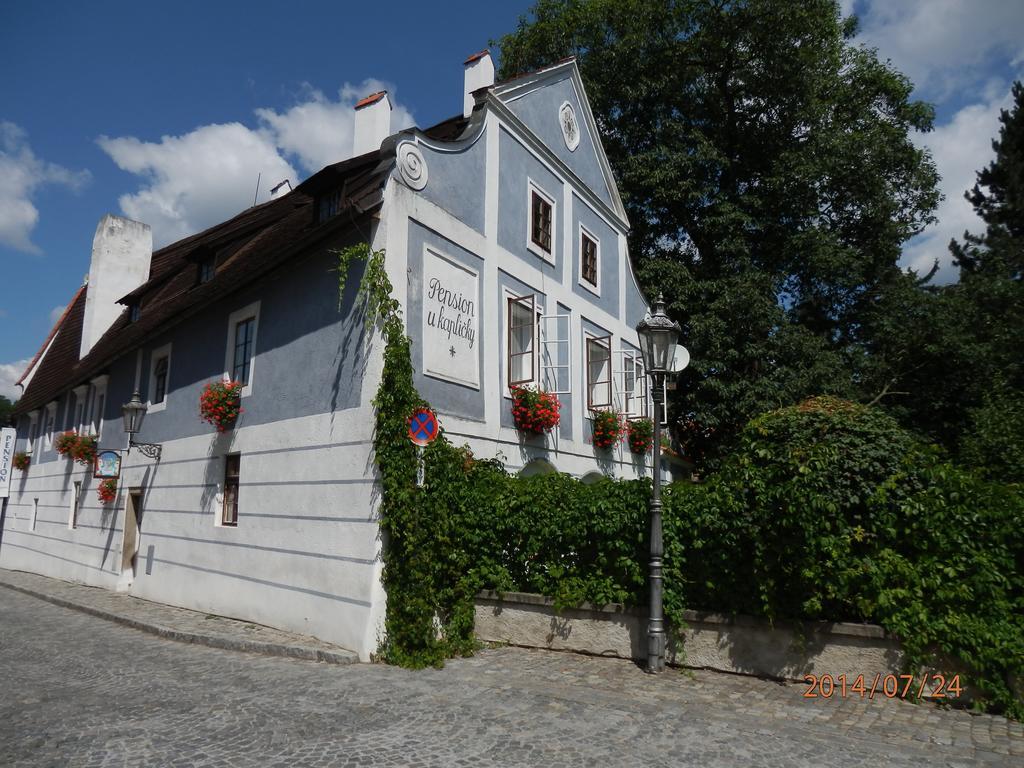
318,189,342,223
198,257,215,284
129,303,141,322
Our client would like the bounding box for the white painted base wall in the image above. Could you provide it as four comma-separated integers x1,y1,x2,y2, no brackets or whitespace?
0,406,385,661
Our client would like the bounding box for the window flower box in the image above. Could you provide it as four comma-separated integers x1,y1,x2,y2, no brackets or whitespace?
71,434,98,466
627,418,654,454
200,380,244,432
510,385,561,435
591,409,624,450
55,430,78,458
97,478,117,504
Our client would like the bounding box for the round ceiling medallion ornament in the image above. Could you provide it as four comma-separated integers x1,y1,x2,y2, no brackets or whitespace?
397,141,428,190
559,102,580,151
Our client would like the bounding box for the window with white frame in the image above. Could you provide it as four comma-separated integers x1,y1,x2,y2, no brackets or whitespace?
69,481,81,529
148,343,172,413
224,301,260,396
89,376,109,439
72,385,88,433
579,225,600,294
222,453,240,527
616,349,649,419
26,412,39,455
539,313,572,395
43,403,57,452
527,180,556,262
507,294,536,387
586,335,613,410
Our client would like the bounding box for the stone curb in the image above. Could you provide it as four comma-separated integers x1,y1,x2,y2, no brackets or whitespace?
0,580,358,666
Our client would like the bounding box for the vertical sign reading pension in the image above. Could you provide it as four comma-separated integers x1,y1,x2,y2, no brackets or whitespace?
422,247,480,388
0,428,15,498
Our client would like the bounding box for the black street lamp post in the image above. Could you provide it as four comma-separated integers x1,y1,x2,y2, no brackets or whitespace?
122,391,162,460
635,294,682,674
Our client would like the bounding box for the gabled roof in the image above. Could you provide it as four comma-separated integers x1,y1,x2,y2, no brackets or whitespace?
13,150,388,417
14,285,88,412
490,57,629,228
16,282,87,390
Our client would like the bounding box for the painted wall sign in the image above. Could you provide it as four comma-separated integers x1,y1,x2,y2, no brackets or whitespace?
94,449,122,479
0,428,14,498
422,247,480,388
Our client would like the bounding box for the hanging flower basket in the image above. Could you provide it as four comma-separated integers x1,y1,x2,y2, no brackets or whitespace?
627,418,655,454
71,434,97,466
510,385,561,435
12,452,30,471
97,478,118,504
200,380,244,432
55,430,78,458
591,409,624,449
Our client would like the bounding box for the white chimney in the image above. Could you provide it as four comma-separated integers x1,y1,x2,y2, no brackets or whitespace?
80,214,152,359
269,179,292,199
463,50,495,118
353,91,392,156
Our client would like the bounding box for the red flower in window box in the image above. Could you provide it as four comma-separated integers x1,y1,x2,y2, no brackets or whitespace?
510,385,561,435
626,418,654,454
591,409,624,449
97,478,118,504
200,380,244,432
55,430,78,458
71,434,97,466
12,452,30,471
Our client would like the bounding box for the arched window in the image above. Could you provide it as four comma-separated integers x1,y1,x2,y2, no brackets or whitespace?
519,458,557,478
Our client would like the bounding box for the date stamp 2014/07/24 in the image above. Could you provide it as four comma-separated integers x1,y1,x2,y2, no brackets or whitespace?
803,673,963,700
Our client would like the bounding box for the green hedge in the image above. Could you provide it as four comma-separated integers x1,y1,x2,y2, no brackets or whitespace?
343,244,1022,717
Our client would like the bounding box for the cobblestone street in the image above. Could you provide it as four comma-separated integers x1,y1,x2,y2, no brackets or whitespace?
1,587,1021,767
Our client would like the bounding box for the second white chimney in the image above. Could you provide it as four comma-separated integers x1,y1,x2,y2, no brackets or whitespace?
463,50,495,118
80,214,152,359
353,91,392,156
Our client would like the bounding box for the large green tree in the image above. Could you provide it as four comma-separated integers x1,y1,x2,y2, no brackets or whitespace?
498,0,940,466
839,83,1023,479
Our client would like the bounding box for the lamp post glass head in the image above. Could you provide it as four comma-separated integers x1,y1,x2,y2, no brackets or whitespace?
635,294,682,375
122,391,147,436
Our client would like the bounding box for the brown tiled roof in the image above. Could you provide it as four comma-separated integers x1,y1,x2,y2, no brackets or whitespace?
13,151,387,417
11,103,477,418
16,283,87,386
464,50,490,65
15,286,88,410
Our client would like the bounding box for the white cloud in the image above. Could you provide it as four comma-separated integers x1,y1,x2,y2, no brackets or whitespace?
901,86,1013,281
99,79,416,247
853,0,1024,99
256,79,416,174
48,305,66,326
98,123,297,247
0,122,90,254
0,358,30,401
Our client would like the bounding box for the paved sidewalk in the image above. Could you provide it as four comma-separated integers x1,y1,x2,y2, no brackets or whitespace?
0,568,358,664
1,584,1022,767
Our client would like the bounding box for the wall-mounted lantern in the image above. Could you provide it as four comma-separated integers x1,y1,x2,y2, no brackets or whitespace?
121,390,161,460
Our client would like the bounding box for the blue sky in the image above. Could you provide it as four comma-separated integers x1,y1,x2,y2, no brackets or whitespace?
1,0,1022,398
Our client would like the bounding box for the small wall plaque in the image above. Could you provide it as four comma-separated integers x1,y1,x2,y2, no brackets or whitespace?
94,450,122,479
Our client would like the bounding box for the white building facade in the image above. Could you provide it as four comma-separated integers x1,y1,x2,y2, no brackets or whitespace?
0,55,653,660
